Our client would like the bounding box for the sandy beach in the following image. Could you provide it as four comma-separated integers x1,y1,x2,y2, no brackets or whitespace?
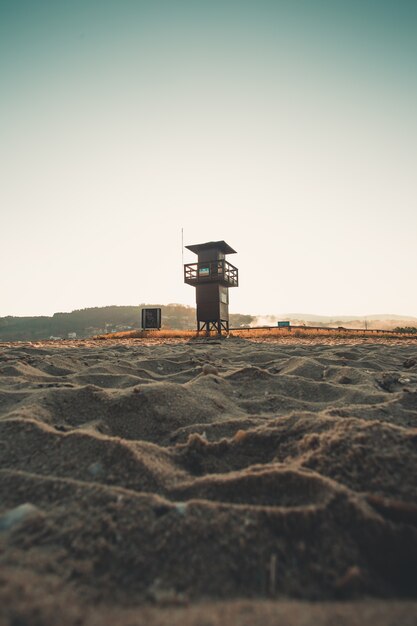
1,336,417,625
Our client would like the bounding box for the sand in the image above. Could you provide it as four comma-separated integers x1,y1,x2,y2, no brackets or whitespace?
0,336,417,625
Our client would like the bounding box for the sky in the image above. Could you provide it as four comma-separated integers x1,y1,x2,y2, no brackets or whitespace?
1,0,416,318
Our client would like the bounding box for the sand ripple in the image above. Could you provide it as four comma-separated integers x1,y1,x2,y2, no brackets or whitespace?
0,337,417,619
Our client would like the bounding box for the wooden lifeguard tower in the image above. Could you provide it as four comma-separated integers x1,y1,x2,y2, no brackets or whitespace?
184,240,239,335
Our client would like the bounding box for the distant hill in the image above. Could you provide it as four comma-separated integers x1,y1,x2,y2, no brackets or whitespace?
282,313,417,323
1,306,416,341
252,313,417,330
0,305,254,341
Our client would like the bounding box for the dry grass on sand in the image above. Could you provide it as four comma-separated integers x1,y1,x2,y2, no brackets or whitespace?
94,326,417,344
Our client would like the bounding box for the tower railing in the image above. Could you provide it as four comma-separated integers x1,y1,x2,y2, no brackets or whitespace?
184,260,238,287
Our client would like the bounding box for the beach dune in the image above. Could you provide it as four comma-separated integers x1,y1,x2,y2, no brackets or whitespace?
0,336,416,625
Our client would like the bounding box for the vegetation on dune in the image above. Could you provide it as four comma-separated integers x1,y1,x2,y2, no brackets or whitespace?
232,327,417,340
394,326,417,334
230,328,417,340
96,327,417,341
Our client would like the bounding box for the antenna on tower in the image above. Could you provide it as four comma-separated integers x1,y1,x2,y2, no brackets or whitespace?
181,227,184,267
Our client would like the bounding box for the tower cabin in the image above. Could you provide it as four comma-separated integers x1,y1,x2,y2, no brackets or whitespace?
184,240,238,335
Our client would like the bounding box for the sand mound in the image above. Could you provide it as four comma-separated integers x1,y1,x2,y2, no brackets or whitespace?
1,337,417,624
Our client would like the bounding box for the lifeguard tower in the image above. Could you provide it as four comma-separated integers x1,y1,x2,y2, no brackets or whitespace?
184,240,238,335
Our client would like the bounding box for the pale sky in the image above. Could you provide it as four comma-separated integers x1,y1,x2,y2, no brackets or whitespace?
1,1,416,318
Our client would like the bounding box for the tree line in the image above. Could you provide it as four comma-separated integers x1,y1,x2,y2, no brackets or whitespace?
0,305,254,340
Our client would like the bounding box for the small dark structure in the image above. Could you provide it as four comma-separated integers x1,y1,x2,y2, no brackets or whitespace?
141,308,162,330
184,240,238,335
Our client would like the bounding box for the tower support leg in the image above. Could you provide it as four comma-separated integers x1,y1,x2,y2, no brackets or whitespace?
197,320,229,337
